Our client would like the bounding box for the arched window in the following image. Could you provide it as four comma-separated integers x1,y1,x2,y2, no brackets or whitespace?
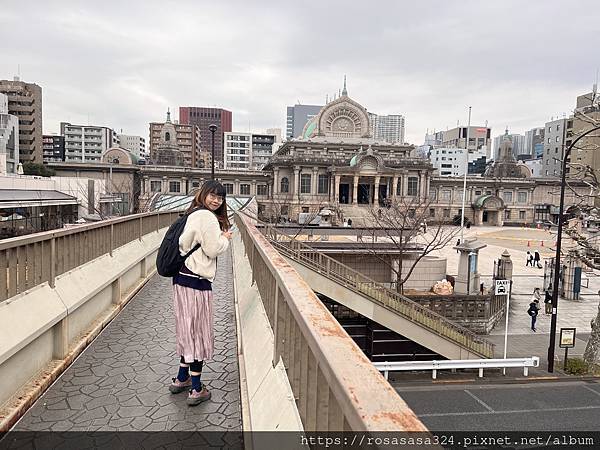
165,131,170,141
280,177,289,193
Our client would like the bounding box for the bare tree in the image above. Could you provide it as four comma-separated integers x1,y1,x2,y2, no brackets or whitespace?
361,195,460,294
545,91,600,369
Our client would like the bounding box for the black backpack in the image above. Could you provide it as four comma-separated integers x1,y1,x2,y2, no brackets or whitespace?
156,207,203,277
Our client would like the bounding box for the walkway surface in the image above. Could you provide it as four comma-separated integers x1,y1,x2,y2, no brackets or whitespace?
11,249,241,432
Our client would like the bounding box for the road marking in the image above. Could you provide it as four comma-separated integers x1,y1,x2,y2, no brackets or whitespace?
583,384,600,398
419,405,600,417
464,389,494,412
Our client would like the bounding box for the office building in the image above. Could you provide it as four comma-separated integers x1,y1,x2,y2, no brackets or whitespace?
369,113,405,144
179,107,232,167
60,123,116,163
0,77,43,163
524,127,545,159
42,134,65,163
286,104,322,139
251,133,276,169
430,147,487,177
117,133,146,158
541,118,567,177
568,91,600,181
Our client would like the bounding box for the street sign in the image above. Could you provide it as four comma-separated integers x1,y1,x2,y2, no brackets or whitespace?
495,279,510,296
559,328,576,348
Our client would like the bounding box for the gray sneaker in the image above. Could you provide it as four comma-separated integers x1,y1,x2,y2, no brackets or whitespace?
169,377,192,394
187,384,211,406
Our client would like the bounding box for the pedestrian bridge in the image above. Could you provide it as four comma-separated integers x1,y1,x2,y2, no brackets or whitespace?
0,202,435,437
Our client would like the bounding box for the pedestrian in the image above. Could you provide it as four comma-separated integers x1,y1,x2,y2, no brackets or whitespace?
347,218,352,227
168,180,233,406
456,238,461,253
480,282,484,295
534,250,542,269
526,251,533,267
527,289,541,332
544,285,553,315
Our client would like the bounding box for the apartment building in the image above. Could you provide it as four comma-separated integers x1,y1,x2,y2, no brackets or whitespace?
0,77,42,163
60,123,116,163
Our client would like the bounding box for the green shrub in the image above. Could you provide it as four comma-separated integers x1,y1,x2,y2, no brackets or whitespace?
564,357,588,375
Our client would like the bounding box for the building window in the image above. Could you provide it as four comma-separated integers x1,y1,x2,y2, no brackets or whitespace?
281,205,288,216
280,177,289,193
318,174,328,194
407,177,419,196
429,208,435,218
443,208,450,218
224,183,234,195
240,184,250,195
150,180,162,192
302,207,309,213
429,189,437,201
518,192,527,203
408,209,416,218
519,210,526,220
396,183,402,196
257,184,268,196
169,181,180,193
165,132,170,141
300,174,311,194
441,190,451,201
503,191,513,203
475,190,482,196
505,210,511,220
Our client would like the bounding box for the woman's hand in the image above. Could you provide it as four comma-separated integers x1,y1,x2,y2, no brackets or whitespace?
222,230,233,240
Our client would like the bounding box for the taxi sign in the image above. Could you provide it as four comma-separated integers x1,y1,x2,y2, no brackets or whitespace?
495,279,510,295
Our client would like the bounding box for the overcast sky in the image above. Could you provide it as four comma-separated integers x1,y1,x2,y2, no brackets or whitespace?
2,0,599,145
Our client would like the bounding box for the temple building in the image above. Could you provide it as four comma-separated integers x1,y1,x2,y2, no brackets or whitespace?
264,81,432,221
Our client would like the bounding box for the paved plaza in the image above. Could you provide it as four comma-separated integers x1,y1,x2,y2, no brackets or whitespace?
12,250,241,432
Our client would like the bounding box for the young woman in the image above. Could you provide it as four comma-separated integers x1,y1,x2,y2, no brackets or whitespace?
168,180,232,406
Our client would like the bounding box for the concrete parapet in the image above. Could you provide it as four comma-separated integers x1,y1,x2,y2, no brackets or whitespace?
0,228,166,430
231,227,303,432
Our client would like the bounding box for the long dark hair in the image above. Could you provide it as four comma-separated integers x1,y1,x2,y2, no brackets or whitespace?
186,180,230,231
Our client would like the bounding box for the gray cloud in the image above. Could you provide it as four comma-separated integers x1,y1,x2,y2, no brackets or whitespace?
2,0,599,144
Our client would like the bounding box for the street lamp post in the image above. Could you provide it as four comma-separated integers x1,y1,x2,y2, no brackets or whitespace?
209,124,218,180
548,124,600,372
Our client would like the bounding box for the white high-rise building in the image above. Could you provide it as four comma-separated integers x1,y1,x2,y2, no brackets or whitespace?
61,122,117,163
0,93,19,173
369,113,405,144
430,147,487,177
117,133,146,158
224,131,277,169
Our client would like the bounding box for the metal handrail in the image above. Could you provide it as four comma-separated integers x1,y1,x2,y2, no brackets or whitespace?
264,226,494,358
0,211,179,301
233,209,430,432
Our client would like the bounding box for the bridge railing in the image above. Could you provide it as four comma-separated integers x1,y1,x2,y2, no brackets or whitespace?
0,211,179,302
234,211,428,432
262,226,494,359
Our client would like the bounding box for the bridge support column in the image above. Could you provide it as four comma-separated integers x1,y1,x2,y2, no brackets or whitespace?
352,175,358,205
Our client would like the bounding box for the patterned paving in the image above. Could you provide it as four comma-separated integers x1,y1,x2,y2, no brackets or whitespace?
13,249,241,432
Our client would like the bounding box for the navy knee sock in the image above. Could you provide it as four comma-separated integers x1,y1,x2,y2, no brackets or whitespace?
190,360,203,391
177,356,189,382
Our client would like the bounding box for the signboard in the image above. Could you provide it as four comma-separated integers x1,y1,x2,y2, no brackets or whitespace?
495,279,510,296
469,254,477,274
559,328,576,348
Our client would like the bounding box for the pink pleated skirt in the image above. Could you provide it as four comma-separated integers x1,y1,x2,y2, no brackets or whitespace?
173,284,214,362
